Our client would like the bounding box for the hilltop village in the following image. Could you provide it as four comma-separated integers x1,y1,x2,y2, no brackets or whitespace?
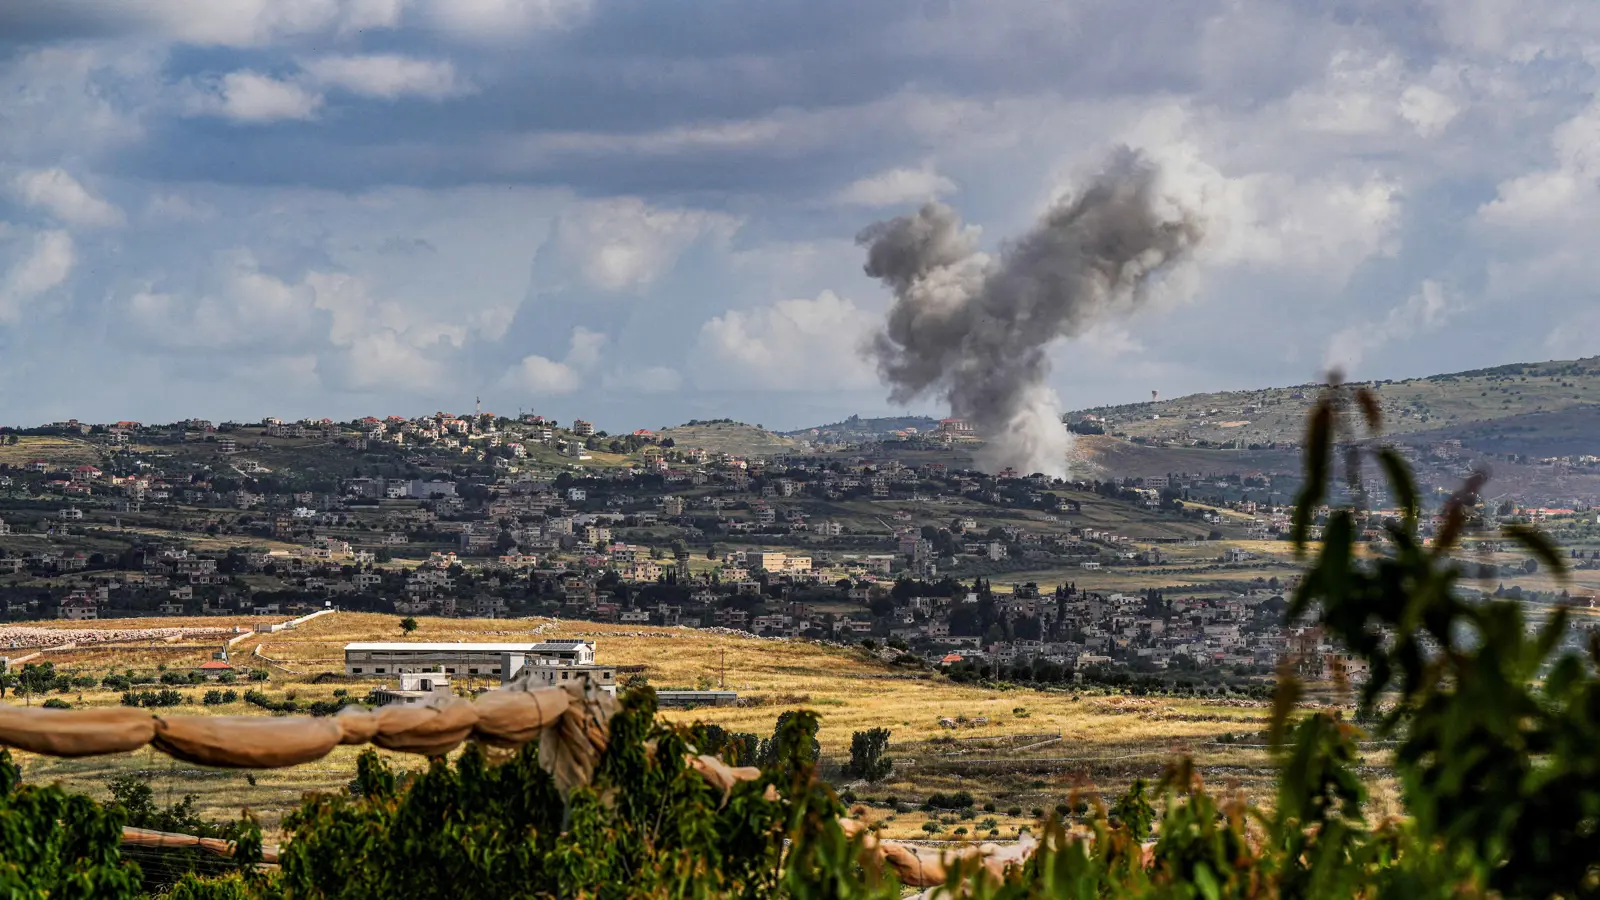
0,410,1591,683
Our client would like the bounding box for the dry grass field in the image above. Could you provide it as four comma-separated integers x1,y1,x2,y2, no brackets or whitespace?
3,612,1368,839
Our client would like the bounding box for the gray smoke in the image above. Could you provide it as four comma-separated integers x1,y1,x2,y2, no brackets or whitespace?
858,148,1203,478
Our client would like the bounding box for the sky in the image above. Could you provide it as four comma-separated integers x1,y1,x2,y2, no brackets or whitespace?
0,0,1597,431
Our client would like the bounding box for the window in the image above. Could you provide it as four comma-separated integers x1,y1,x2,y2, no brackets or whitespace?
351,667,363,674
561,672,568,680
469,668,478,675
491,668,500,674
445,667,455,674
376,667,386,674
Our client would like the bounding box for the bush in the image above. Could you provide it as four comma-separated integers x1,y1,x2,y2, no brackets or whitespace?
42,698,70,709
925,791,974,810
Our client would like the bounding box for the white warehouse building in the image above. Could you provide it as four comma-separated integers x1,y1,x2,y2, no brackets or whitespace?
343,638,596,678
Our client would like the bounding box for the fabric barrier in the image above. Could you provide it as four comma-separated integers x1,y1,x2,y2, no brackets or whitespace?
11,684,1031,889
0,681,613,785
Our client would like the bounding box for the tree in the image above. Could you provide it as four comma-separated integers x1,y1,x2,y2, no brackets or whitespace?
846,728,893,782
16,662,58,706
398,617,418,636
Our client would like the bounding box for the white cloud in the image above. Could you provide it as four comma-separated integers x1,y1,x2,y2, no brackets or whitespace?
1479,99,1600,228
496,325,608,395
554,198,740,292
0,230,74,322
336,329,446,392
1120,108,1403,285
200,71,324,123
417,0,594,40
1324,279,1459,372
302,55,470,100
139,0,403,46
14,169,124,228
501,354,581,395
834,163,958,207
564,326,607,368
145,193,215,223
126,253,325,348
696,290,879,390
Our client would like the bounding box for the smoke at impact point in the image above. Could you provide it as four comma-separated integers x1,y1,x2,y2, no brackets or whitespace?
858,148,1204,479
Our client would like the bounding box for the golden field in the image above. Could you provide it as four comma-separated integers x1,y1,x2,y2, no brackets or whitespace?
4,612,1372,839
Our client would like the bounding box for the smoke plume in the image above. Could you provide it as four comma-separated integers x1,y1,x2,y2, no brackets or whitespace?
858,148,1203,478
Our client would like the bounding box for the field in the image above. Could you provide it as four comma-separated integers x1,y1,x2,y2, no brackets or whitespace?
2,612,1354,840
0,435,102,468
656,423,798,457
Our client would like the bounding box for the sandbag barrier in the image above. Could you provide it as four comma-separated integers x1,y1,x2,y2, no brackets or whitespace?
9,688,1036,889
121,827,281,866
0,680,615,796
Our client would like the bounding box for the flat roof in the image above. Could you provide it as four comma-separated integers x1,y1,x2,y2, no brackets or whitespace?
345,642,541,652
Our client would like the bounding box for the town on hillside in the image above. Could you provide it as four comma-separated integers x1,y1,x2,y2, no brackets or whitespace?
1,409,1596,684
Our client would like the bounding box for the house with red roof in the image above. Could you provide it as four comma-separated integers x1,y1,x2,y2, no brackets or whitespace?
196,660,236,680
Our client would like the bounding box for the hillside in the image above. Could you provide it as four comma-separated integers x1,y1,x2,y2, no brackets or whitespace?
783,414,942,442
655,421,797,457
1069,356,1600,455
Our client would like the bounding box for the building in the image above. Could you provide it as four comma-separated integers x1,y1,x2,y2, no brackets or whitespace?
342,638,596,677
196,660,235,680
61,597,97,620
749,551,812,574
506,659,617,694
572,419,595,437
372,673,454,706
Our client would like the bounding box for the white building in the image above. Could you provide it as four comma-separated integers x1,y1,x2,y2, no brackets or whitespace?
343,638,595,677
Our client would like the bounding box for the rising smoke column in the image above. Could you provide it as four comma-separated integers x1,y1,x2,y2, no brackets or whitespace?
858,148,1203,478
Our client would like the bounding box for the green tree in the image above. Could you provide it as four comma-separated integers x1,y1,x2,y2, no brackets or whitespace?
845,728,893,782
398,617,418,636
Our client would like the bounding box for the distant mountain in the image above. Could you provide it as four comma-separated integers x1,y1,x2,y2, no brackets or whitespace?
782,414,943,442
1065,356,1600,456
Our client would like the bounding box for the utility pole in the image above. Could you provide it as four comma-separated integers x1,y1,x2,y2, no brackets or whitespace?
720,648,726,689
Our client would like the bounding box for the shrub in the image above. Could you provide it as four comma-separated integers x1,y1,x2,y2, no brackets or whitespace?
42,698,70,709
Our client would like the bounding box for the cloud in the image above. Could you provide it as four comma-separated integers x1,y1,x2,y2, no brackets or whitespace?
1479,99,1600,229
834,163,958,207
1122,109,1403,285
552,199,740,292
0,230,74,323
301,55,470,100
1324,279,1459,372
0,0,405,46
145,193,215,222
198,71,324,123
602,366,683,394
497,325,607,395
417,0,594,41
335,329,447,392
564,326,607,368
14,169,124,228
501,354,581,395
126,253,325,349
695,290,878,390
